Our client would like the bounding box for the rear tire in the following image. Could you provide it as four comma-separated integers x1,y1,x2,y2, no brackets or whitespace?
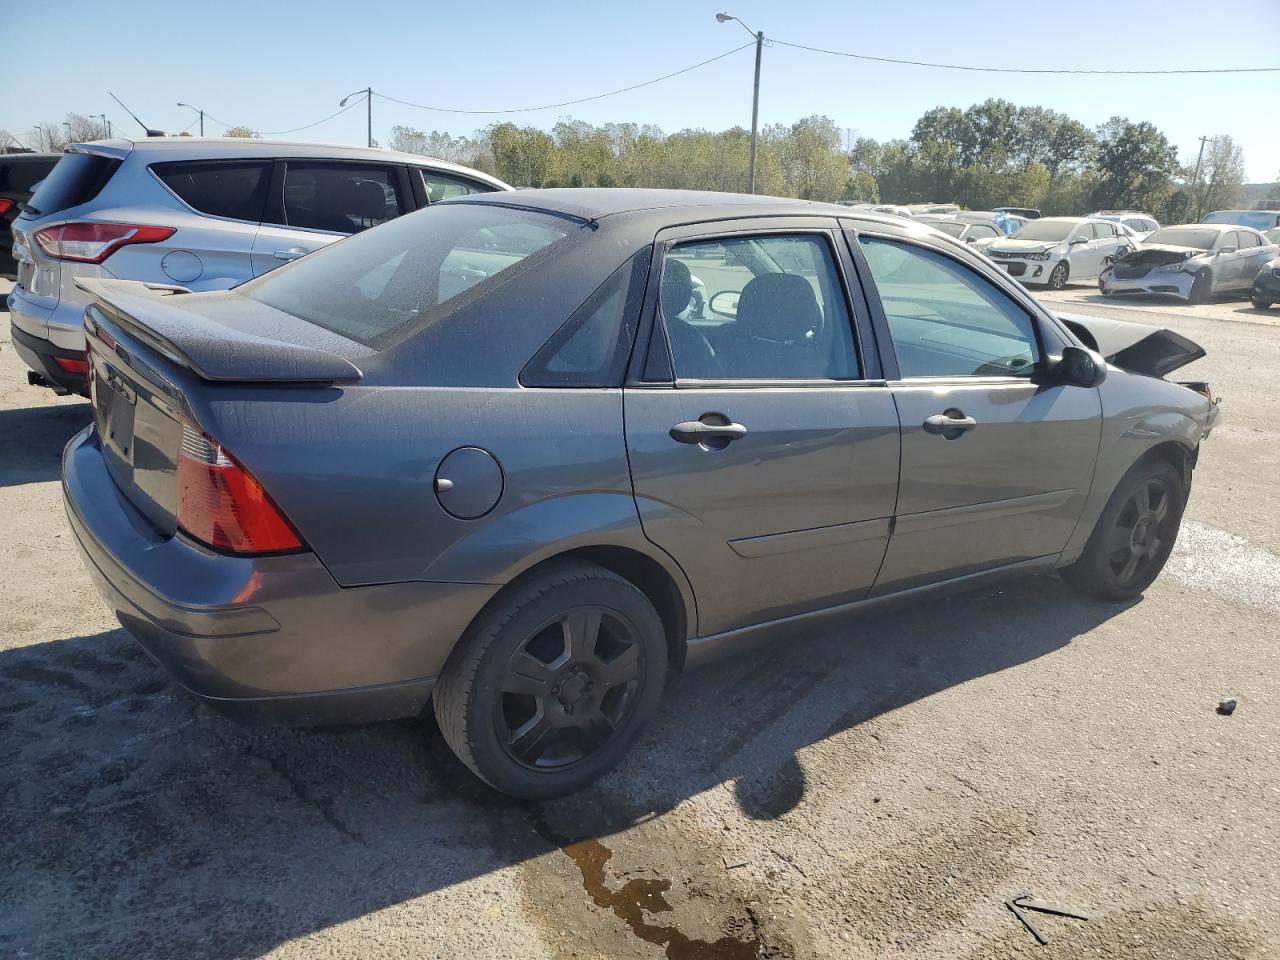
1047,261,1069,290
1188,269,1212,305
1061,459,1186,601
433,560,667,800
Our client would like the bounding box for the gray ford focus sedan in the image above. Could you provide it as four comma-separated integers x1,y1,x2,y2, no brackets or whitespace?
64,189,1218,798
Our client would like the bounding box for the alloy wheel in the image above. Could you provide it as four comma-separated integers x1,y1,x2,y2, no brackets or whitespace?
1105,477,1173,587
495,606,645,770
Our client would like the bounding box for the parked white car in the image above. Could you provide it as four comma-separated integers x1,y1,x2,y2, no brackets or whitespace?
985,216,1135,289
1091,210,1160,241
914,214,1004,246
1099,224,1278,303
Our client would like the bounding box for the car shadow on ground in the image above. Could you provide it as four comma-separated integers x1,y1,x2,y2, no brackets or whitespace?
0,577,1136,958
0,401,90,487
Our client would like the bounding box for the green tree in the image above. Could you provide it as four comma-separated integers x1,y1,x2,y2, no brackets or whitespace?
1090,118,1178,213
1190,135,1245,219
223,126,258,139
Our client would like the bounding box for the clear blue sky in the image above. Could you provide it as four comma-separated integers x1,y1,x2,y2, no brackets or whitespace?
4,0,1278,181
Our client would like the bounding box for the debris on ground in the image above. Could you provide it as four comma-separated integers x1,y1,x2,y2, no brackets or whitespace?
1217,698,1238,716
1006,893,1090,945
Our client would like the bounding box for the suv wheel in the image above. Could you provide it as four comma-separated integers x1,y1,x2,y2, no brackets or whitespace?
434,560,667,799
1061,459,1186,601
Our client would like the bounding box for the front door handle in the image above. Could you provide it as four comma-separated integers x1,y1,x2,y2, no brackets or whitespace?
670,416,748,446
923,410,977,437
273,247,308,261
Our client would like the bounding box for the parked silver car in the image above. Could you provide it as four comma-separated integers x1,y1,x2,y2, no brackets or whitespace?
914,214,1004,245
64,190,1217,798
985,216,1135,289
1100,224,1278,303
7,137,509,394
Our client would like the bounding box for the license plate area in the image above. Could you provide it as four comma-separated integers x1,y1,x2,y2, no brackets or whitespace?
95,357,138,466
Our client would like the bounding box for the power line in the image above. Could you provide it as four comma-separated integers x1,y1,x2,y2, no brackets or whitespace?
256,97,365,135
769,37,1280,75
374,42,755,115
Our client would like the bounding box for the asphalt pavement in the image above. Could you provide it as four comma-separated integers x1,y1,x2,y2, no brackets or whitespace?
2,277,1278,959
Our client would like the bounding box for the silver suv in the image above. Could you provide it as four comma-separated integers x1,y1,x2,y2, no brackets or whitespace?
7,137,510,394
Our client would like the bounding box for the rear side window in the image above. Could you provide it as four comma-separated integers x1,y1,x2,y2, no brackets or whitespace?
278,162,403,234
1092,222,1115,238
151,160,271,222
419,170,495,203
24,152,121,216
241,203,576,346
0,157,59,193
521,250,650,388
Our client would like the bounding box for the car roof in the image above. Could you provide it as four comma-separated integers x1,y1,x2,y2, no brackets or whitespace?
1159,223,1239,233
66,137,510,187
454,187,867,223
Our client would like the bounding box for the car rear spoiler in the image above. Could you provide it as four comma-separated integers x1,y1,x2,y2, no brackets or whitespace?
1056,312,1205,378
76,278,363,384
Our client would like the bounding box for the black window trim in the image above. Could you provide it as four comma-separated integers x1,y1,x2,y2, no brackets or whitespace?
629,219,881,390
147,158,274,226
262,158,412,236
845,225,1069,386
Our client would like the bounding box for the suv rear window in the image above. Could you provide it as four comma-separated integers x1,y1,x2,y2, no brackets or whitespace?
0,156,59,194
241,203,577,346
23,152,121,216
152,160,271,222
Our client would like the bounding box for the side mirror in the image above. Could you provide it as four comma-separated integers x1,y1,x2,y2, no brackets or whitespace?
965,235,977,243
1069,237,1088,245
1054,346,1107,388
1217,246,1236,256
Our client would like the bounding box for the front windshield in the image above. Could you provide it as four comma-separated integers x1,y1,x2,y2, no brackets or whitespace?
1145,227,1218,250
1011,219,1074,242
1265,228,1280,244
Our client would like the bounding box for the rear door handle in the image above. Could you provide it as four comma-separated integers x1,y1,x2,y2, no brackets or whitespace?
923,411,977,436
273,247,308,261
670,418,748,445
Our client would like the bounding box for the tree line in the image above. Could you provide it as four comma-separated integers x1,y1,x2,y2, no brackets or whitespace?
7,102,1277,222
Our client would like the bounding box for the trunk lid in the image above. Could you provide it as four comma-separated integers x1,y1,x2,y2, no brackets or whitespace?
1056,312,1206,378
80,280,370,535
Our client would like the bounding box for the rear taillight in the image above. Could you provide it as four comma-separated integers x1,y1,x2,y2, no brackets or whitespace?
33,222,176,264
0,199,14,215
53,354,89,375
176,425,303,555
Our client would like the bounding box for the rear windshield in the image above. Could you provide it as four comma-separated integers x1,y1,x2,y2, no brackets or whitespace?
933,221,966,238
241,203,577,347
1145,227,1218,250
1012,219,1074,242
23,152,121,217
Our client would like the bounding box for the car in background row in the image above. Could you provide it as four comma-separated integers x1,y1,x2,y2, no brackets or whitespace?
1200,209,1280,231
7,138,510,394
1100,224,1277,304
1253,248,1280,310
985,216,1134,289
994,206,1041,220
0,152,60,279
1091,210,1160,240
62,189,1216,798
914,214,1005,245
905,202,960,216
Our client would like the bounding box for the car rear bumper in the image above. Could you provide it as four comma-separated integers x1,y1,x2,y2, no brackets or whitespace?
9,322,89,395
63,424,499,726
1099,270,1194,300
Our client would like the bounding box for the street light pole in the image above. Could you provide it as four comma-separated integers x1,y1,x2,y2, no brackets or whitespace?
340,88,373,148
1185,135,1209,223
717,13,762,194
177,103,206,136
92,114,112,138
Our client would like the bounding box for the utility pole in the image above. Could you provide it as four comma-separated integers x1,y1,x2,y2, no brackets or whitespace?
717,14,763,194
1185,135,1209,223
177,103,207,136
340,88,373,147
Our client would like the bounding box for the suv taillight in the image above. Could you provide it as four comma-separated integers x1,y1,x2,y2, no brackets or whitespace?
177,425,303,555
0,199,14,215
33,222,176,264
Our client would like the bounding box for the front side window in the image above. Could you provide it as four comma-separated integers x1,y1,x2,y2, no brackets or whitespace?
661,233,858,380
419,169,494,203
860,237,1041,379
1093,222,1116,239
242,203,575,346
279,162,403,234
152,160,271,222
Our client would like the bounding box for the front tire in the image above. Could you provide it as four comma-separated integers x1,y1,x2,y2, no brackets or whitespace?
1061,459,1186,601
1252,293,1272,310
1047,260,1069,290
433,561,668,799
1188,269,1212,305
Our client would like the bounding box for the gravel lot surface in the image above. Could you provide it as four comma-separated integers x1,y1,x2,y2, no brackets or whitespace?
2,277,1278,959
